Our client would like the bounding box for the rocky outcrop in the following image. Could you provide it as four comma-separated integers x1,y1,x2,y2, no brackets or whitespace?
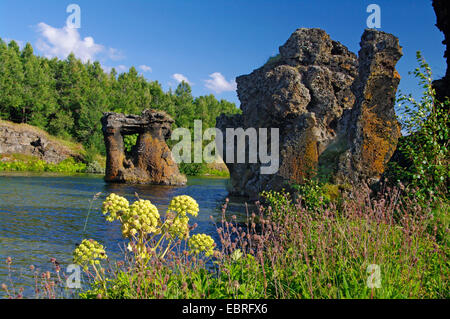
336,30,402,184
101,109,186,185
432,0,450,102
217,28,402,198
0,120,80,163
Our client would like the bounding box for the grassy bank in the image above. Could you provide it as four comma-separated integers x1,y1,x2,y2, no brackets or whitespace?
83,188,449,299
0,119,96,174
0,154,228,177
0,153,87,173
0,154,229,177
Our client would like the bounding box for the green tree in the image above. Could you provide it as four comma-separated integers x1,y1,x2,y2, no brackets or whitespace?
77,61,109,153
113,66,152,114
174,81,195,129
20,43,58,127
0,41,24,121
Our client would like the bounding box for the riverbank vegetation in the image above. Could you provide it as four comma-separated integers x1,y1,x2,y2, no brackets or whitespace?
0,154,86,173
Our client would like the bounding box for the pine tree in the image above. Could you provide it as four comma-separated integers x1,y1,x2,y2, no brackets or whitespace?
0,41,24,122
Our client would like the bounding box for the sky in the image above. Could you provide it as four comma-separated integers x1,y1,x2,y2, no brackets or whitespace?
0,0,446,106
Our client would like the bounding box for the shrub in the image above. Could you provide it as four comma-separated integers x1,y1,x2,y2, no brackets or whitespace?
123,134,138,154
85,161,105,174
290,179,340,211
260,189,293,222
392,52,449,202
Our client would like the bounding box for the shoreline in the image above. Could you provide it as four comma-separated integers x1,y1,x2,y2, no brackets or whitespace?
0,170,229,179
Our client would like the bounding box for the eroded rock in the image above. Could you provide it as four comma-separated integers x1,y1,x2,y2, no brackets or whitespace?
101,109,186,185
0,120,80,163
217,28,403,198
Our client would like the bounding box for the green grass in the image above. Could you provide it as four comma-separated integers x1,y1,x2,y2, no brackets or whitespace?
0,154,86,173
201,167,230,177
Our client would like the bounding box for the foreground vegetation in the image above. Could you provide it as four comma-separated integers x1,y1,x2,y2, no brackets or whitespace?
3,183,447,299
80,186,448,299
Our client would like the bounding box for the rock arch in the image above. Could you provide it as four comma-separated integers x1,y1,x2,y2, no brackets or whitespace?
101,109,186,185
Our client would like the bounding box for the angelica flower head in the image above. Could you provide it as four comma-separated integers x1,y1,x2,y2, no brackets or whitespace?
165,214,190,239
122,199,160,238
73,239,107,271
188,233,216,257
168,195,199,217
102,193,129,222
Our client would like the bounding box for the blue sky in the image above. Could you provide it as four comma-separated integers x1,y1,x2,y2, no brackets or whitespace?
0,0,446,106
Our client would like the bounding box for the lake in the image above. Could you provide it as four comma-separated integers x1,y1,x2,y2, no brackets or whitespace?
0,172,250,298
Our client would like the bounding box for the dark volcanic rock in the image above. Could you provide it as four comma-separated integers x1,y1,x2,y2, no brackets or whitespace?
217,28,403,198
432,0,450,102
336,30,403,184
101,109,186,185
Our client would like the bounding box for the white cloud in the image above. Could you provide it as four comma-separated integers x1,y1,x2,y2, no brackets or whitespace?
204,72,237,94
35,22,123,63
108,48,125,61
139,64,152,72
172,73,191,85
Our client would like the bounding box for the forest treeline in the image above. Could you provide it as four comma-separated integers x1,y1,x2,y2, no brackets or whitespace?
0,39,240,158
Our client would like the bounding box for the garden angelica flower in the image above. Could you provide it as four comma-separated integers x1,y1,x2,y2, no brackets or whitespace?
102,193,129,222
188,234,216,257
165,214,190,239
73,239,107,271
168,195,199,217
122,199,160,238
